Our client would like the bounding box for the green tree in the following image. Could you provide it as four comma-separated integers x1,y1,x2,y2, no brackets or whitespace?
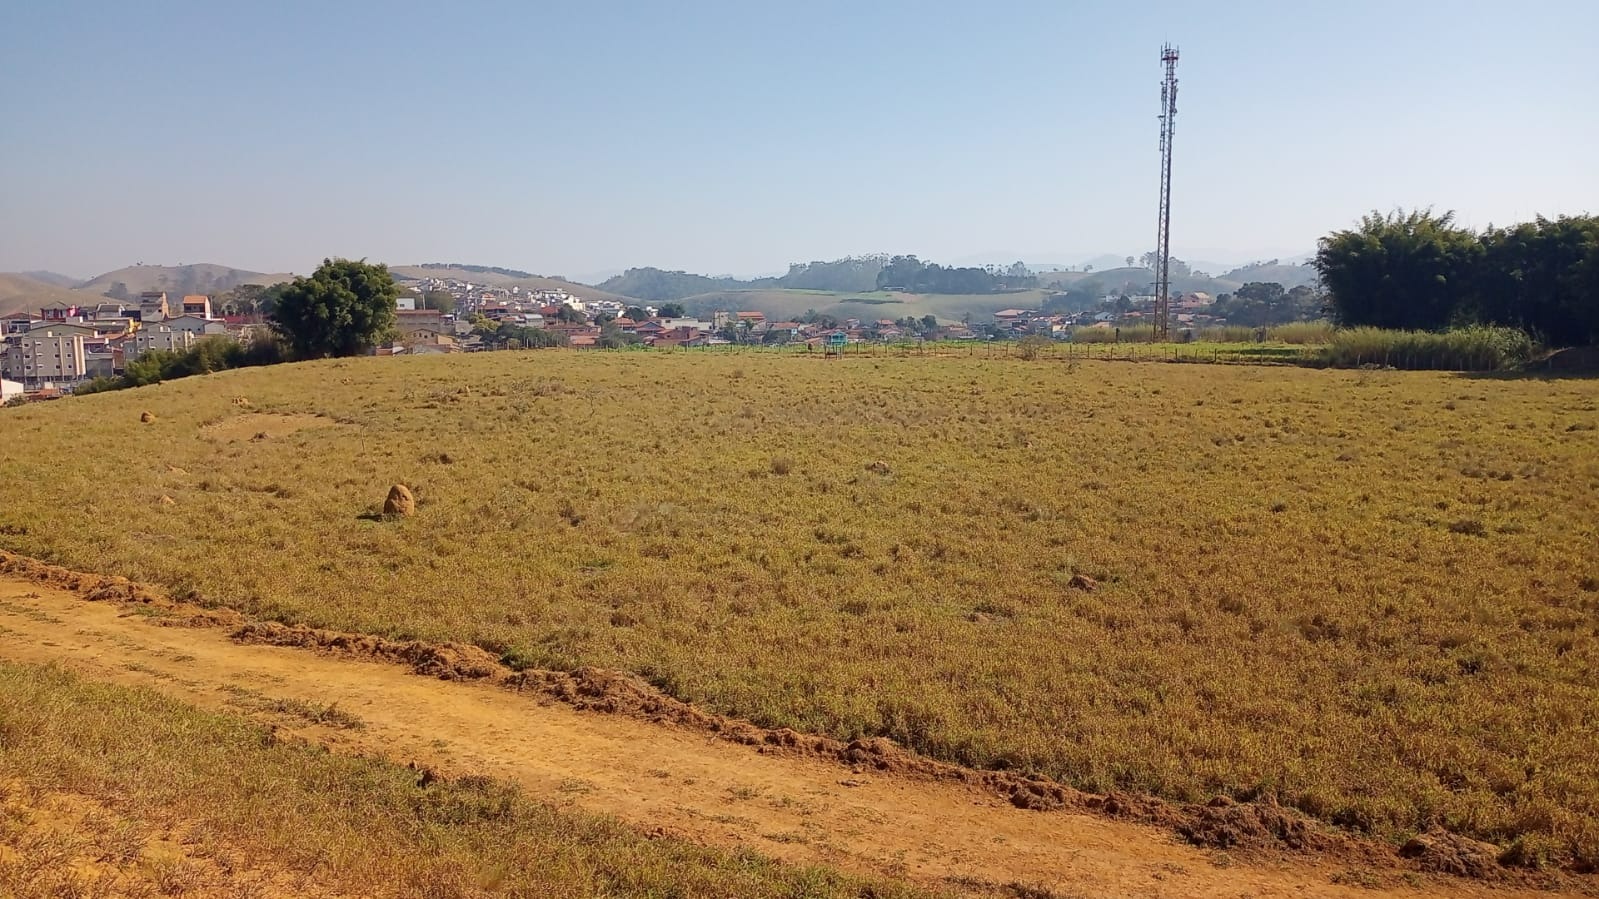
657,303,686,318
421,289,456,314
1315,210,1481,330
624,306,649,322
1472,215,1599,346
271,258,399,358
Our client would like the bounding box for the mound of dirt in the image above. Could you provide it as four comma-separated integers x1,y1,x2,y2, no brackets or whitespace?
0,552,240,628
140,411,156,423
383,484,416,517
231,621,500,681
865,460,892,475
1176,796,1322,851
1400,829,1502,878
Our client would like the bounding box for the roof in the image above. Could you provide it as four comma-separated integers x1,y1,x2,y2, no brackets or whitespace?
770,322,803,329
182,295,209,303
736,311,765,319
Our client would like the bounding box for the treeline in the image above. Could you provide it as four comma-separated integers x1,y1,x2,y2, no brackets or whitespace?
596,256,892,302
76,335,284,395
596,255,1041,301
875,256,1037,294
417,263,534,278
1316,210,1599,346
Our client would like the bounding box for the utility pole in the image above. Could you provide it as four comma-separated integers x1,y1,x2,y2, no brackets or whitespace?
1154,45,1179,342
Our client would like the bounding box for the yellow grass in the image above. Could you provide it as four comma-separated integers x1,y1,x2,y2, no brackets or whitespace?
2,351,1597,864
0,661,931,898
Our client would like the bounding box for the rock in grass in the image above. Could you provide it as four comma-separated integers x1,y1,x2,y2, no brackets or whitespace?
383,484,416,518
1067,574,1099,592
865,460,891,475
140,411,157,423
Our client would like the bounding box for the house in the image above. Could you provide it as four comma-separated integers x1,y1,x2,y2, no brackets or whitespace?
38,301,81,322
91,302,133,322
993,309,1030,321
180,295,213,318
0,378,22,402
83,340,119,378
766,322,804,341
406,332,459,355
396,296,417,311
2,312,37,336
127,326,199,362
735,311,766,325
162,315,228,337
138,292,169,322
395,309,445,337
649,327,707,349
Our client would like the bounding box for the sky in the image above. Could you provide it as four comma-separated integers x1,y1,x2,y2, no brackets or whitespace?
2,0,1596,282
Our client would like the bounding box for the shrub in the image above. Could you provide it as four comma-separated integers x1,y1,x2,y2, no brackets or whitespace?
1268,322,1336,344
1198,326,1256,343
1319,326,1536,371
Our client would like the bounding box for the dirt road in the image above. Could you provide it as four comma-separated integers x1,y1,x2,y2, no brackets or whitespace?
0,572,1576,898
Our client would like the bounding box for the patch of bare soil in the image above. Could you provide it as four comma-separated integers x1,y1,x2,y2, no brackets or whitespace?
0,551,1591,898
201,412,336,442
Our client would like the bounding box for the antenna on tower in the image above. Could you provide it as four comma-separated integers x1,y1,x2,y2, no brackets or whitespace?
1153,44,1179,342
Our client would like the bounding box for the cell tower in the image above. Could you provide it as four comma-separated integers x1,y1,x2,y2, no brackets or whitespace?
1153,44,1179,341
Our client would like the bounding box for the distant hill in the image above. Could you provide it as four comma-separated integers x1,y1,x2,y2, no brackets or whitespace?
596,269,746,302
389,264,637,303
597,257,888,302
75,264,297,301
1219,260,1319,289
0,274,94,317
675,287,1056,325
18,271,80,288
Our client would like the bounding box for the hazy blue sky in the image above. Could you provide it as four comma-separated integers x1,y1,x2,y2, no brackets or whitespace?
2,0,1595,281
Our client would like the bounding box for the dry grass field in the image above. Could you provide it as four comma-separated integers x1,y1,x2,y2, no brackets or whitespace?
0,662,928,898
2,352,1597,867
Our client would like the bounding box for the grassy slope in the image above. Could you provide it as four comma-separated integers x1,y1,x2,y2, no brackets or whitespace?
681,288,1055,322
1,354,1598,862
0,273,91,318
0,662,928,899
389,265,638,303
74,264,297,300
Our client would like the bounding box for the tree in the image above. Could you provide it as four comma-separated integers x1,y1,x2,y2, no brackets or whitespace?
920,314,938,333
421,289,456,314
1472,215,1599,346
1125,256,1135,268
624,306,649,322
271,258,399,358
1314,210,1481,330
657,302,686,318
555,305,587,324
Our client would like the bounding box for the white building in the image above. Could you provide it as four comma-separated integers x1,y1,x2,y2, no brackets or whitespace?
0,378,22,402
161,314,228,337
